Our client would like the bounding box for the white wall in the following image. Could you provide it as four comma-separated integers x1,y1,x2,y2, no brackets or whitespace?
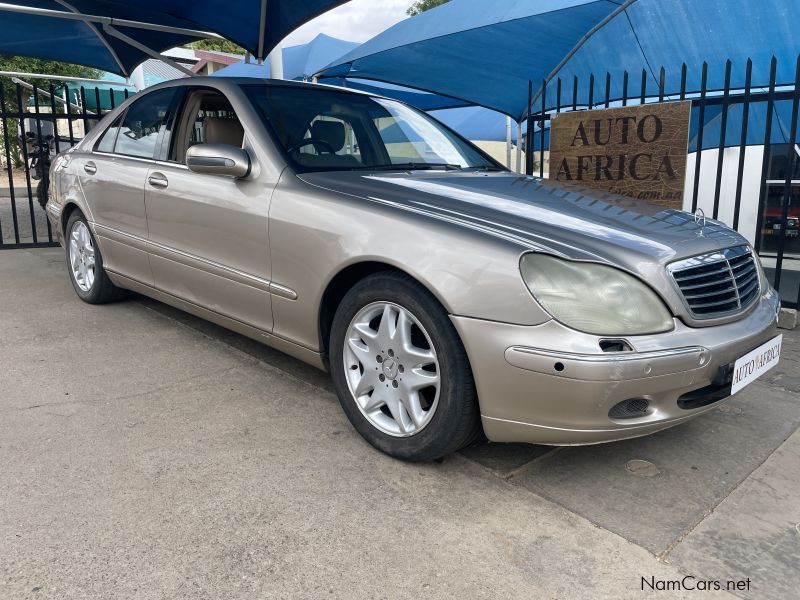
683,146,764,245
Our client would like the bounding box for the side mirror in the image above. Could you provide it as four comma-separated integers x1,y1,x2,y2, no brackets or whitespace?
186,144,251,178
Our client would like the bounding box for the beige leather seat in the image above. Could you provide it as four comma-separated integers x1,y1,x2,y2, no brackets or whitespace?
296,120,361,167
204,117,244,147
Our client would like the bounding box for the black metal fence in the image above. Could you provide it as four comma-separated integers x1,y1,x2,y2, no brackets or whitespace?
0,81,128,248
525,55,800,310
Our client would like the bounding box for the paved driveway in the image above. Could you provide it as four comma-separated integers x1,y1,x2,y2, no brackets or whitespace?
1,248,798,599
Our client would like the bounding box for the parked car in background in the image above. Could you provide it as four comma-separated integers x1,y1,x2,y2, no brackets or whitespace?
46,78,782,461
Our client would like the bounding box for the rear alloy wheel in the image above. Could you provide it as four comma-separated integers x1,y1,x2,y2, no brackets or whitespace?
330,272,480,461
69,220,96,293
65,211,126,304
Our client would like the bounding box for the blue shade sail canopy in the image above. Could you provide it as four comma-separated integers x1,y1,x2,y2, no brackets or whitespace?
0,0,350,75
319,0,800,120
65,0,352,59
0,1,201,75
318,0,626,121
342,79,471,111
213,34,470,111
543,0,800,111
432,106,518,142
213,33,358,80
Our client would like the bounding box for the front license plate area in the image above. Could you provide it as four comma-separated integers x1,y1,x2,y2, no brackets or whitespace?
731,335,783,394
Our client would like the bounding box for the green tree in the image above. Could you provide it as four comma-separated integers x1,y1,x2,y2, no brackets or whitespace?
407,0,451,16
0,55,99,166
186,39,245,55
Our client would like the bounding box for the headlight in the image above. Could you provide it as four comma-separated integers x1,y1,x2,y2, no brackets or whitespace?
520,253,674,335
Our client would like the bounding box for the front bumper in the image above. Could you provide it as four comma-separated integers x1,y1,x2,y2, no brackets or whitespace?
452,289,781,445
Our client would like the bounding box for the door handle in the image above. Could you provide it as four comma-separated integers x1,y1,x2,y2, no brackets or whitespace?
83,161,97,175
148,173,169,189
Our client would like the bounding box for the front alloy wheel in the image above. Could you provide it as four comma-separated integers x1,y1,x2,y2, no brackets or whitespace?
343,302,441,437
330,272,480,461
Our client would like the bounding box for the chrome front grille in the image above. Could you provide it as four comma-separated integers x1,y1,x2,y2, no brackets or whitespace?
668,245,760,319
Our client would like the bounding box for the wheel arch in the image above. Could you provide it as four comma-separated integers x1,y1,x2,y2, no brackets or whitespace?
60,202,83,235
318,260,453,355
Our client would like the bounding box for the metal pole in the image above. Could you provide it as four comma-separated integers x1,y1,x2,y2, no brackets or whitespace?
527,0,641,116
103,25,197,77
257,0,268,60
516,121,523,174
0,71,134,86
54,0,127,76
268,43,284,80
505,115,512,169
11,78,89,113
131,66,146,91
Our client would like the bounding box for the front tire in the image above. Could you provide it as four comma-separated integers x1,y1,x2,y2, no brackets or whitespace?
65,211,126,304
329,272,480,461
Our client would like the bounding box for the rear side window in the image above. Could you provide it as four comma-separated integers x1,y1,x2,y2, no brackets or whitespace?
101,88,178,159
96,114,122,153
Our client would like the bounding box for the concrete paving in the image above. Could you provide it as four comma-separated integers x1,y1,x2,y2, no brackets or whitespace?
0,192,54,246
1,248,798,600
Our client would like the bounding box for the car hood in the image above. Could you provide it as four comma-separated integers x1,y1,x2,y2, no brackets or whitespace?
298,170,747,273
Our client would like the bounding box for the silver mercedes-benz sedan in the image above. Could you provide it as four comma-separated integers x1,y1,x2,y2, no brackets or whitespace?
46,77,782,461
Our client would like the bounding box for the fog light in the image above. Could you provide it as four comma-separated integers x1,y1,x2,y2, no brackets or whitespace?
608,398,650,419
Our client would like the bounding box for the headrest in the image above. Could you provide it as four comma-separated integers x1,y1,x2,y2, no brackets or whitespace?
204,117,244,147
310,120,345,153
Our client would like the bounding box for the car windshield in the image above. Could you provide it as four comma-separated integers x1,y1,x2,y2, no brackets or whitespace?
242,84,500,172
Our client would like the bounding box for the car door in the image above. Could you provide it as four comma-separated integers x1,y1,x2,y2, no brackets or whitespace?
79,87,181,285
143,87,275,332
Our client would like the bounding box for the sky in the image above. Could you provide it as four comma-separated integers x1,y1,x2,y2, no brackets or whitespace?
283,0,411,46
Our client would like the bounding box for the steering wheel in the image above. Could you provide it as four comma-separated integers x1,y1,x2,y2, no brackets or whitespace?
287,138,336,154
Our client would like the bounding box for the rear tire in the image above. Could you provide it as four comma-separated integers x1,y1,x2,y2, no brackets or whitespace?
65,210,127,304
329,271,481,461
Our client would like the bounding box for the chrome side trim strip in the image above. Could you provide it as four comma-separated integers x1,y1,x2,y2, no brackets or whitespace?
146,239,272,293
268,282,298,300
91,222,297,300
94,222,149,252
93,151,190,170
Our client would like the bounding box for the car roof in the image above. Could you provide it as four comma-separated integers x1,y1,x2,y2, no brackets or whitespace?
145,75,387,102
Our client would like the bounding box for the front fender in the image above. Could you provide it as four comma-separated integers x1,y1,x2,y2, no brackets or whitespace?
268,174,550,352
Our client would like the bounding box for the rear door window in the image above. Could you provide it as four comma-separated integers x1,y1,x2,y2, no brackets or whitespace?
107,88,179,159
95,114,122,153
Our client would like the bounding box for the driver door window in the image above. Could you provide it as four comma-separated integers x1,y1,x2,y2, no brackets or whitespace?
170,91,244,164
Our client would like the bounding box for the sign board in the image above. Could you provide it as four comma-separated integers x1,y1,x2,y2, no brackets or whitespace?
548,101,691,208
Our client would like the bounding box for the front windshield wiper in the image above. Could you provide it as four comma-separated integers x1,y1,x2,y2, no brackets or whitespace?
354,162,463,171
454,165,507,172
